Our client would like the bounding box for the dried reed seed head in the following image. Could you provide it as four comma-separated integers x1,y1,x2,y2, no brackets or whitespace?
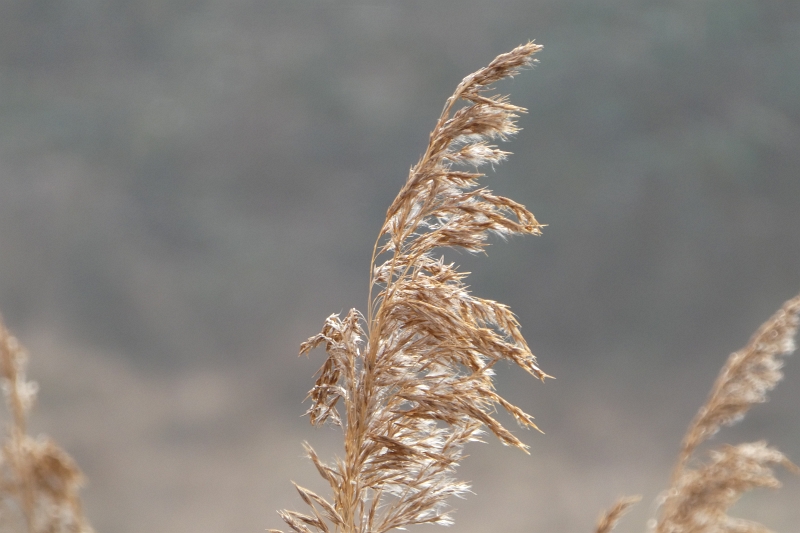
0,318,39,425
0,324,22,381
594,496,641,533
277,43,545,533
463,42,542,94
26,437,86,502
656,442,796,533
654,292,800,533
681,292,800,461
0,315,93,533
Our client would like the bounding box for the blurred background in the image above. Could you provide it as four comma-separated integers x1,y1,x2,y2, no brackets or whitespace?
1,1,799,532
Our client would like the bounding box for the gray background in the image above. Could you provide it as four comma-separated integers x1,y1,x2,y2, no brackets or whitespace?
1,1,799,532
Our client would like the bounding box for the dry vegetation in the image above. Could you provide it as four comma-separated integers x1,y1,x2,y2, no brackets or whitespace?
270,43,800,533
0,42,797,533
0,318,93,533
272,42,548,533
650,293,800,533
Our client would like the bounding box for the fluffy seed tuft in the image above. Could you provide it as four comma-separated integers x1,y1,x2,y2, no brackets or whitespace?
276,42,546,533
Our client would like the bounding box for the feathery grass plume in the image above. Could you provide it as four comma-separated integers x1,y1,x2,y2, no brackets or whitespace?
651,292,800,533
272,42,546,533
593,496,641,533
0,316,93,533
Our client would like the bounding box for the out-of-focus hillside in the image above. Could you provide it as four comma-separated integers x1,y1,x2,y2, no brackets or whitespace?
1,1,799,532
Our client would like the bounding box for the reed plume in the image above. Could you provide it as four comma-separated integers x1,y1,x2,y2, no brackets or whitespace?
593,292,800,533
0,317,93,533
649,292,800,533
272,42,546,533
594,496,641,533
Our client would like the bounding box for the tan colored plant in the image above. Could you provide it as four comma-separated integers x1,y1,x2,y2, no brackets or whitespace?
649,292,800,533
272,42,548,533
594,496,642,533
0,40,796,533
593,292,800,533
274,40,800,533
0,317,93,533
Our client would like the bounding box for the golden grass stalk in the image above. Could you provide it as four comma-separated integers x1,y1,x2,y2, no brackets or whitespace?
650,292,800,533
0,317,93,533
272,42,546,533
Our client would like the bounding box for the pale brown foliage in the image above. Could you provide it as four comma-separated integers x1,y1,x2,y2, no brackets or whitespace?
655,442,798,533
591,293,800,533
273,42,546,533
594,496,641,533
652,292,800,533
272,39,800,533
676,293,800,472
0,317,93,533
